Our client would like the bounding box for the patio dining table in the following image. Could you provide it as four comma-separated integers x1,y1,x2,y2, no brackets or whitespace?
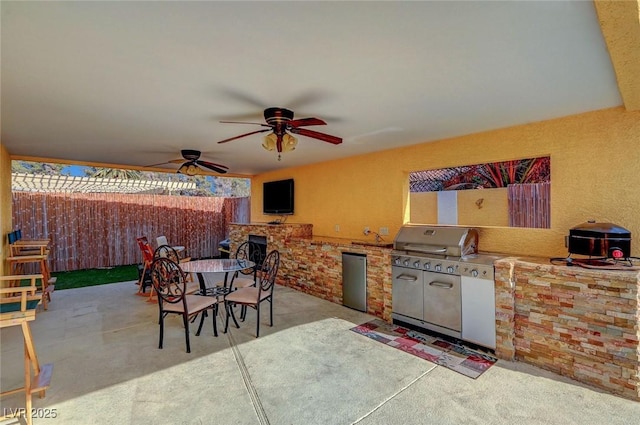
180,258,256,333
180,258,256,295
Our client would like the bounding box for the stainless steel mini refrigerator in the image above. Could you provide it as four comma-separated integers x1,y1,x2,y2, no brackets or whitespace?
342,252,367,312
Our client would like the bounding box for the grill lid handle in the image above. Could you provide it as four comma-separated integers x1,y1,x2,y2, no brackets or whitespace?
401,244,447,254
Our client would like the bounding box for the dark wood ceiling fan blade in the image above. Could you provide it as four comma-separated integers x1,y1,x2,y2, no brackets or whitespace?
220,120,270,127
144,161,173,167
197,160,228,174
218,128,271,144
217,87,266,108
197,160,228,169
146,158,192,167
289,117,327,128
286,91,328,109
216,111,264,122
290,127,342,145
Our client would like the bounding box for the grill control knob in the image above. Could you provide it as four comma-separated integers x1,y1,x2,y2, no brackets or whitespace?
447,266,454,273
413,260,421,268
471,269,479,277
435,264,442,272
393,257,401,265
424,262,431,270
403,258,410,266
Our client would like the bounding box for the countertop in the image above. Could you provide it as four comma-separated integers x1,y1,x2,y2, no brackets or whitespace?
498,255,640,277
292,235,394,249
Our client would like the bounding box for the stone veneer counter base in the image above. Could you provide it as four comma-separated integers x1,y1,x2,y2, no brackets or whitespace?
494,257,640,401
229,223,393,321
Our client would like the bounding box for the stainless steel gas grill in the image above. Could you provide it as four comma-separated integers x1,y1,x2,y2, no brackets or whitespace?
391,224,498,348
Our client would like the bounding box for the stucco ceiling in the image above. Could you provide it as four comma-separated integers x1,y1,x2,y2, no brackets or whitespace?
0,1,625,176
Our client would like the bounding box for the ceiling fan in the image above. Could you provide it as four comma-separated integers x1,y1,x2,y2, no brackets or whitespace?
147,149,228,175
217,107,342,160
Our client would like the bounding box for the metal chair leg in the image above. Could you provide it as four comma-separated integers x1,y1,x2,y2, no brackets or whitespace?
256,305,260,338
224,302,240,333
158,311,164,349
224,301,230,333
229,303,240,329
195,312,206,336
212,304,218,337
183,314,191,353
269,298,273,326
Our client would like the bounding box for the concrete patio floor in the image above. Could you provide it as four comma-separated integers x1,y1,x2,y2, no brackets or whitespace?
1,279,639,425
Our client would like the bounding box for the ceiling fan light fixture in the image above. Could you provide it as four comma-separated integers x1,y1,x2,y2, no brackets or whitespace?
220,107,341,161
178,162,200,176
262,133,277,151
262,133,297,153
282,133,297,152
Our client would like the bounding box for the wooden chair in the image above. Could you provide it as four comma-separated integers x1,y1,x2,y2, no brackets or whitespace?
7,230,55,309
149,258,220,353
6,255,55,310
224,250,280,338
9,241,49,257
136,237,155,295
0,275,53,425
8,230,51,256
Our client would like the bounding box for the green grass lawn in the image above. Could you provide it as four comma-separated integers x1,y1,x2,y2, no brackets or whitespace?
51,265,139,290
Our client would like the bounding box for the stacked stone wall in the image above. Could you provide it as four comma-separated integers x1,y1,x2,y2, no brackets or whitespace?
495,258,640,400
229,224,392,320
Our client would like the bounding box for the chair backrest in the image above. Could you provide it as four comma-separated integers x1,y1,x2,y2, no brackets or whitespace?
235,241,262,276
258,250,280,294
0,275,40,320
154,244,179,263
137,237,155,264
156,235,169,248
149,257,187,305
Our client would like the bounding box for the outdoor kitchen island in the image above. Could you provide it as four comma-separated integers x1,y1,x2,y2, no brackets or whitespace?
229,223,393,320
494,257,640,401
229,223,640,400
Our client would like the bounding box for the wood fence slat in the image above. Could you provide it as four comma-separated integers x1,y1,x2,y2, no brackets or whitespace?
508,182,550,228
11,192,250,272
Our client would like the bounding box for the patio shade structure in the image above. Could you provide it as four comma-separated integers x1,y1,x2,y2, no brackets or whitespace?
12,173,197,194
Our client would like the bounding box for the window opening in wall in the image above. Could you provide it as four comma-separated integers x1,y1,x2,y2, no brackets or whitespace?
409,156,550,228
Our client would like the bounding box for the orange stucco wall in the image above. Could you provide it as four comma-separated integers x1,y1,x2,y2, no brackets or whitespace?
251,106,640,258
409,188,509,227
410,192,438,224
458,188,510,227
0,142,12,275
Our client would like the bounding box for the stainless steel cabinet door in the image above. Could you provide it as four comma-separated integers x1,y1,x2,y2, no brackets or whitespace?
342,253,367,312
423,272,461,332
392,267,424,320
461,276,496,349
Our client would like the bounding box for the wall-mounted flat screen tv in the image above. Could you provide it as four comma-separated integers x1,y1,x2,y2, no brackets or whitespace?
263,178,294,215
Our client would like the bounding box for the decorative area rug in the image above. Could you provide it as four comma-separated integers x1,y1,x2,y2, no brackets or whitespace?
350,319,498,379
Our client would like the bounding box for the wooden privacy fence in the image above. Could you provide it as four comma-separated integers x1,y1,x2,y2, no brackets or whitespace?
508,182,550,228
12,192,250,272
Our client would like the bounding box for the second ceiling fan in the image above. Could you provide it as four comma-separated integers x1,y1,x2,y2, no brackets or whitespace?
147,149,228,175
217,107,342,160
